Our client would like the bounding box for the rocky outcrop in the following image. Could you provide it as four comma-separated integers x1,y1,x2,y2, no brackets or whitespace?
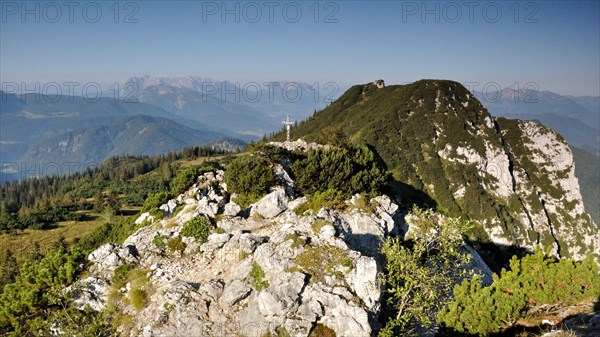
73,168,492,337
269,139,329,152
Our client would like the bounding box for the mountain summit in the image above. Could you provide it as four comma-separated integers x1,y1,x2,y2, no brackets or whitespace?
280,80,600,261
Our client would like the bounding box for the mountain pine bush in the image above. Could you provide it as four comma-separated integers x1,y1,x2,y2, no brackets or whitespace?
224,155,279,198
291,144,389,198
181,215,213,244
438,248,600,335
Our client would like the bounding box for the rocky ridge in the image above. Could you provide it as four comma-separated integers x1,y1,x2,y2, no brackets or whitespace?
70,151,493,337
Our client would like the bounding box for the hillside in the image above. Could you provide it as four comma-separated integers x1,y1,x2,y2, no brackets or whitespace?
0,91,230,169
276,80,600,260
0,139,598,337
18,115,232,165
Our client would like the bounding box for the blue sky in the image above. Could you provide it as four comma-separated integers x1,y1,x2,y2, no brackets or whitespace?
1,1,599,96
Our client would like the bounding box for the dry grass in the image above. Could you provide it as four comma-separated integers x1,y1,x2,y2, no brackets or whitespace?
0,207,140,261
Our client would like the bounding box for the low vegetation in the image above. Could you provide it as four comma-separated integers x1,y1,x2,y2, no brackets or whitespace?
438,248,600,336
290,143,389,198
152,234,167,249
224,154,279,205
180,215,213,244
378,208,473,337
293,244,352,284
0,243,111,336
166,237,186,253
308,323,337,337
249,261,269,291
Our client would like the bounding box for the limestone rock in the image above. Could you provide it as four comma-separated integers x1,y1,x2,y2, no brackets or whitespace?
135,212,154,225
223,202,241,217
219,279,251,308
67,277,109,311
350,256,380,310
250,188,288,219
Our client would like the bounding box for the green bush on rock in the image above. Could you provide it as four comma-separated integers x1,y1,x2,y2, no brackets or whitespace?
180,216,213,244
438,248,600,336
224,155,279,201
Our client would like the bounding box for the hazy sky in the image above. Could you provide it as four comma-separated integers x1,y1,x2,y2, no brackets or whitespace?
1,1,599,96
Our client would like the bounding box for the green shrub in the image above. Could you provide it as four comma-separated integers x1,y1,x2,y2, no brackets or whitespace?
166,237,186,253
308,323,336,337
141,191,170,212
152,234,166,249
180,216,213,244
378,208,473,337
291,145,389,197
249,261,269,291
0,246,98,335
147,207,166,221
294,189,347,215
438,248,600,336
170,164,216,196
249,143,286,164
224,155,278,197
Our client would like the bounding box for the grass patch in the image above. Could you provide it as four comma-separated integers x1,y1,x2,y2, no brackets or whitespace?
309,323,336,337
166,237,186,253
350,193,375,214
0,209,138,262
311,219,332,234
239,251,250,261
294,189,347,215
109,265,151,313
284,233,307,249
152,234,166,249
128,287,147,312
232,193,262,209
276,326,291,337
292,244,352,283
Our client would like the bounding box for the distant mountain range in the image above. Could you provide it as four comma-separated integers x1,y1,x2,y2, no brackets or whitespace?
0,75,339,182
474,88,599,153
135,85,278,138
18,115,233,165
124,75,337,121
3,77,597,202
0,90,243,182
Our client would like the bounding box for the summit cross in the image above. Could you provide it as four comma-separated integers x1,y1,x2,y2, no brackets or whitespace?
282,115,294,142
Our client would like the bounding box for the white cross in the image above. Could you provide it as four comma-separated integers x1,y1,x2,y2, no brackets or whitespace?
282,115,294,142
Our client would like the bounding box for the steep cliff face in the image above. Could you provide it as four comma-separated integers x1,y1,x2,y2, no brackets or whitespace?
496,119,598,259
281,80,599,260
